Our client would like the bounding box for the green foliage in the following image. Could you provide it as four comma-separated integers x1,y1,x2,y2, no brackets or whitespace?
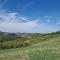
0,31,60,49
0,35,60,60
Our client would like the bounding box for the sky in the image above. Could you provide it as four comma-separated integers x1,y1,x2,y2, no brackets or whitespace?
0,0,60,33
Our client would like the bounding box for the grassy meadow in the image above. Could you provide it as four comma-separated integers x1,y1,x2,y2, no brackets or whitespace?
0,32,60,60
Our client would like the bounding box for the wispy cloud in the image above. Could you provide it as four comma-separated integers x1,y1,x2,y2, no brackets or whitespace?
0,10,60,33
56,20,60,25
0,0,60,33
21,1,34,10
0,12,39,32
0,0,8,8
44,16,53,18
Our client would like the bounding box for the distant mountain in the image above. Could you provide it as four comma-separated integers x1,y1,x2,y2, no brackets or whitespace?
0,31,60,37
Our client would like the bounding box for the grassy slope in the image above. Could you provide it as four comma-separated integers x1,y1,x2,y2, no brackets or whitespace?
0,34,60,60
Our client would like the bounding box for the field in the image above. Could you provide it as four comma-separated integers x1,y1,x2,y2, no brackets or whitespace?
0,33,60,60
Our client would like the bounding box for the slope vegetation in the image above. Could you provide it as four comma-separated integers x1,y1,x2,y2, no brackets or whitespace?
0,32,60,60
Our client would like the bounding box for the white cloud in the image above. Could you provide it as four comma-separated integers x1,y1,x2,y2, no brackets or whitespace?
46,19,51,23
0,12,60,33
56,20,60,25
44,16,53,18
56,22,60,25
0,12,39,32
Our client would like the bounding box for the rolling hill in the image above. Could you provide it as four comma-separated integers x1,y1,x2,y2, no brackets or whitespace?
0,31,60,60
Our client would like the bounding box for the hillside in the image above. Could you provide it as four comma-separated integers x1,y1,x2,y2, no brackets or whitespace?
0,31,60,49
0,31,60,60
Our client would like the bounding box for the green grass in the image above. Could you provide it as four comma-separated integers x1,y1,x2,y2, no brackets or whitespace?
0,36,60,60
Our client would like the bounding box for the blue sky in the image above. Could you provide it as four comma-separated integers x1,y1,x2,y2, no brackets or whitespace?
0,0,60,33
